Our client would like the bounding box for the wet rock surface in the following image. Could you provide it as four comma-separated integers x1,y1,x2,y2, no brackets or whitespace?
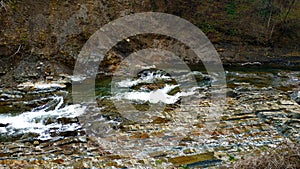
0,69,299,168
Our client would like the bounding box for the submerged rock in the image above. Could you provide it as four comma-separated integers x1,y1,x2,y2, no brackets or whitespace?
0,123,9,127
291,91,300,104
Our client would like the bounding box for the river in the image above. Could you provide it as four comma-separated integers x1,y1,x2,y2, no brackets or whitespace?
0,67,299,167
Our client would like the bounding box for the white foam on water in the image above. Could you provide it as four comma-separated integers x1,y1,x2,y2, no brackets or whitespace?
0,127,7,133
34,83,66,90
114,84,198,104
0,96,86,140
71,75,87,82
113,70,202,104
17,82,67,90
116,71,171,88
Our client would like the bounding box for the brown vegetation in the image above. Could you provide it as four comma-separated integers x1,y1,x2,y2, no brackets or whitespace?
227,142,300,169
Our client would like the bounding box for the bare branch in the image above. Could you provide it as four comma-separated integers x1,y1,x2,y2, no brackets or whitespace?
0,0,9,12
10,45,22,57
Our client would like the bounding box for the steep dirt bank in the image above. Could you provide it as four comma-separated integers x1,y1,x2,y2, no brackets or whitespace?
0,0,299,86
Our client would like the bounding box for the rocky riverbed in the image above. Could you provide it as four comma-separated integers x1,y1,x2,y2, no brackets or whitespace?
0,67,299,168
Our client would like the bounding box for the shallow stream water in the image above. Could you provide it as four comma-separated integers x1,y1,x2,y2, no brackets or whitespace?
0,67,299,167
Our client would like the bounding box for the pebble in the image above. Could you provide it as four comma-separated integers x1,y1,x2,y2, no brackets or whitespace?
183,148,196,154
33,141,39,145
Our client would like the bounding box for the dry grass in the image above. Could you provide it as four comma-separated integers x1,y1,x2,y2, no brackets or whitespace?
226,142,300,169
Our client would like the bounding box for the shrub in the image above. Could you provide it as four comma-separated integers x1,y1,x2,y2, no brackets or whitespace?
229,142,300,169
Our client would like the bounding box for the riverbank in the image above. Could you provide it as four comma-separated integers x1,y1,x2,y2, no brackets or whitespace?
0,0,299,87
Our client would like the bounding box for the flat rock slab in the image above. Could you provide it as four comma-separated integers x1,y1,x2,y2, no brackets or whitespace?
168,152,216,166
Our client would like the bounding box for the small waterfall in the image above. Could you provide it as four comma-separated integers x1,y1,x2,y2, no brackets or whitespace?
0,95,86,140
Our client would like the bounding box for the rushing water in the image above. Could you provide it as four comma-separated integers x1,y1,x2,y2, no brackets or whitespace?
0,68,299,146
